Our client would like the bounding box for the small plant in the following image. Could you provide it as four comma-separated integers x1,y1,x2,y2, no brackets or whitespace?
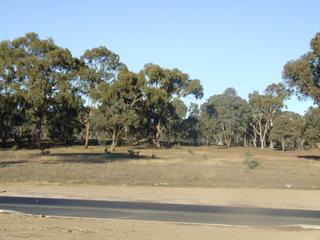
188,149,195,155
40,149,50,155
243,151,259,170
11,145,19,150
150,153,156,159
173,143,182,149
128,149,140,158
97,138,106,146
0,162,8,168
202,154,208,159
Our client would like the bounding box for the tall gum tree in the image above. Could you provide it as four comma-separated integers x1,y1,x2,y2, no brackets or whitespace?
8,33,78,148
0,39,29,145
269,111,300,151
202,88,250,147
79,47,121,148
142,63,203,148
93,66,145,151
304,107,320,148
249,83,289,149
283,32,320,104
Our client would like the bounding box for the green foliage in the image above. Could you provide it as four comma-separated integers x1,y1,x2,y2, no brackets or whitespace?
182,103,202,145
304,107,320,148
47,101,83,144
92,67,145,150
283,32,320,103
249,83,289,148
0,33,79,147
2,32,320,152
243,152,259,170
142,63,203,148
79,46,121,148
202,88,250,147
270,111,303,150
187,149,195,155
173,143,182,149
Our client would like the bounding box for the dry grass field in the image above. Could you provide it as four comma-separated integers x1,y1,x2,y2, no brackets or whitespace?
0,146,319,189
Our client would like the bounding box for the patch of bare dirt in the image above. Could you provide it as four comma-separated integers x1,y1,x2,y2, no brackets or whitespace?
1,212,320,240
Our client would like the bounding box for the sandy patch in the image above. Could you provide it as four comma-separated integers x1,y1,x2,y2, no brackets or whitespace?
0,212,320,240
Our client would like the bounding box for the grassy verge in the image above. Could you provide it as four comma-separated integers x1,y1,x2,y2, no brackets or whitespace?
0,146,319,189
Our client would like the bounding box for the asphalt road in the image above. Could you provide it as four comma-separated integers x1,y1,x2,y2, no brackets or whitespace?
0,196,320,226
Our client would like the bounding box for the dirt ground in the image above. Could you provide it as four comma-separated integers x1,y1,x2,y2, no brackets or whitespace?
0,211,319,240
0,146,320,189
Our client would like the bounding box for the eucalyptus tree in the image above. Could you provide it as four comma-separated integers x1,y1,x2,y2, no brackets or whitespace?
249,83,289,148
283,32,320,104
93,66,145,151
0,39,28,145
164,98,187,144
202,88,250,147
291,113,307,149
269,111,299,151
304,107,320,148
182,103,201,145
142,63,203,148
199,101,217,146
79,47,121,148
47,97,83,144
4,33,79,147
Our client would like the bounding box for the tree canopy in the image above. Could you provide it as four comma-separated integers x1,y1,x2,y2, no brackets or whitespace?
283,32,320,103
1,32,320,151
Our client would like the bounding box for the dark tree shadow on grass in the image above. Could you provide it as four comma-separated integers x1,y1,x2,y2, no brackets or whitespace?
0,160,27,168
45,152,159,164
298,155,320,161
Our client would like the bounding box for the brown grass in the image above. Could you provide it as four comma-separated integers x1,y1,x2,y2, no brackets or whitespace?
0,146,319,189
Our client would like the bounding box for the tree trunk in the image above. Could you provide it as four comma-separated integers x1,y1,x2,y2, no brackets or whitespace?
110,129,117,151
1,137,7,147
227,138,232,148
36,115,43,149
299,139,305,149
167,127,171,146
154,120,161,148
281,138,285,152
204,136,209,148
253,132,257,148
243,135,248,147
260,135,265,149
194,136,197,146
84,120,90,149
221,123,231,147
269,140,274,149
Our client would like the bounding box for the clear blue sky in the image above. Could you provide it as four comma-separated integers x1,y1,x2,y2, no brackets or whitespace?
1,0,319,114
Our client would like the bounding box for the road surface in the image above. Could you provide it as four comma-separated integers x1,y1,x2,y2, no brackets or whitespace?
0,196,320,226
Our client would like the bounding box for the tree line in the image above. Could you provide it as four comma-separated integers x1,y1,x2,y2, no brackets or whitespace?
1,32,320,151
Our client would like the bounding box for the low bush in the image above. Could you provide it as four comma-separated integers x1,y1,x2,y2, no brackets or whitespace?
243,151,259,170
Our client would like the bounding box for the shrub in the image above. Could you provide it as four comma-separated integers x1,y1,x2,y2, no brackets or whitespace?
11,145,19,150
187,149,195,155
173,143,182,149
243,151,259,170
